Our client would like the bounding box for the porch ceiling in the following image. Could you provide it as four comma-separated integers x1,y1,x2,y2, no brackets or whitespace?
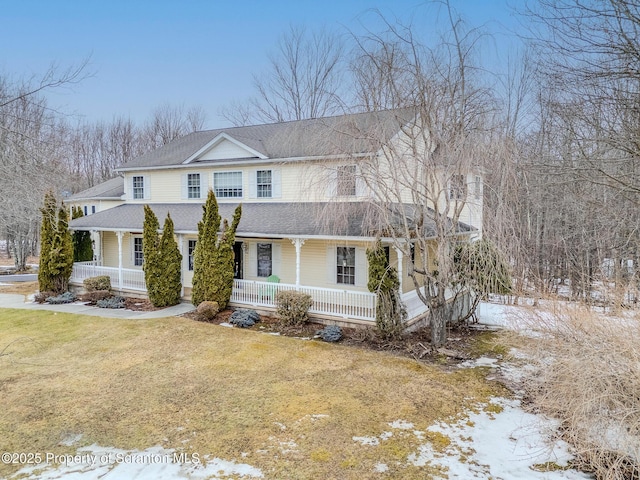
68,202,474,239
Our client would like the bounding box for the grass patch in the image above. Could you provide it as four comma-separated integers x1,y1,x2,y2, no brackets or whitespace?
0,281,38,296
0,308,505,479
466,331,509,358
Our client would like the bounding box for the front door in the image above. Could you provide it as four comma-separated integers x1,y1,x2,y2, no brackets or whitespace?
233,242,243,279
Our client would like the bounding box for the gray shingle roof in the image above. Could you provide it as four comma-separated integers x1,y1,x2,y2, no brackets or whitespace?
68,202,473,239
68,177,125,201
117,108,417,170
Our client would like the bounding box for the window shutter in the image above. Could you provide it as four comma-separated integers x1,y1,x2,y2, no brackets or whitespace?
355,247,367,287
181,174,188,200
326,245,336,284
200,173,208,198
143,176,151,200
248,170,257,198
272,169,282,198
326,169,337,198
248,242,257,278
129,235,135,265
355,166,367,197
272,243,282,276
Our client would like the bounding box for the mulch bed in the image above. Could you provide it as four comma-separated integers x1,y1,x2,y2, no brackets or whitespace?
181,307,490,367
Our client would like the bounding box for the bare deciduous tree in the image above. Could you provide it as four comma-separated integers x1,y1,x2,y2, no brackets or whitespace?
221,25,346,125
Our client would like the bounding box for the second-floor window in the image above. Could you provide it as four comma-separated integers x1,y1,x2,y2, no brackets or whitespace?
449,174,467,200
256,170,272,198
214,171,243,198
337,165,357,196
188,173,201,199
133,176,145,199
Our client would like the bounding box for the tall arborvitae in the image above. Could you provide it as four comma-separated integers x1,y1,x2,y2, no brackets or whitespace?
38,191,57,292
192,189,242,308
47,203,74,294
155,213,182,307
142,205,161,303
71,206,93,262
367,239,406,339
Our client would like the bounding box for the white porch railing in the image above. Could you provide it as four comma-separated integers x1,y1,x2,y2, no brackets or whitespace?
71,263,146,291
231,279,377,322
71,264,376,321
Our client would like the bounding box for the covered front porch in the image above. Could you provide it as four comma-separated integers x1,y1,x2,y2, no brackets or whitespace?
70,261,431,326
70,261,379,323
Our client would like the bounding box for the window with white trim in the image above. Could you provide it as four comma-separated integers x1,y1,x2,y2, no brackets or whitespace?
256,170,272,198
449,174,467,200
133,176,145,199
257,243,272,277
188,239,197,271
133,237,144,266
214,171,243,198
91,205,96,214
337,165,356,196
187,173,201,199
337,246,355,285
83,206,88,216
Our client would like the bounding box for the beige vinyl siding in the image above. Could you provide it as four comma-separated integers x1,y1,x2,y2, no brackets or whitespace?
199,138,255,160
123,159,384,204
102,232,119,267
100,232,143,270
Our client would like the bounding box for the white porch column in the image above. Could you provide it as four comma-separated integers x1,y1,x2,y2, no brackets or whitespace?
290,238,306,288
177,233,184,297
394,246,404,294
116,231,124,290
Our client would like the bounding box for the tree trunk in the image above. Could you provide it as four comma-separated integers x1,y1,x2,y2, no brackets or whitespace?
430,303,449,347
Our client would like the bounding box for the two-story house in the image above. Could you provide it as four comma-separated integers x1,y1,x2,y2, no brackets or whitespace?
68,108,482,327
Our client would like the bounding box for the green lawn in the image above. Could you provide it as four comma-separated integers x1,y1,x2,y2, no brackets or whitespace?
0,308,506,479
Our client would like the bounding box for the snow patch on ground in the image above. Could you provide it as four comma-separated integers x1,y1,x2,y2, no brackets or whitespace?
421,397,592,479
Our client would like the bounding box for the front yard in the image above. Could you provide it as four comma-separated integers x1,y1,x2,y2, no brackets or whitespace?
0,306,507,480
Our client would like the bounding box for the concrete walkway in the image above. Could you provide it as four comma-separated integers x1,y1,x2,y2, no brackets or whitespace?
0,293,195,319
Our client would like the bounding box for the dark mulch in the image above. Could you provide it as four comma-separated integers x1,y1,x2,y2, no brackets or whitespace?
181,307,493,367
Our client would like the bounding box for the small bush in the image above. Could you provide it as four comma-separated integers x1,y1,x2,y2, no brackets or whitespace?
96,296,125,309
34,291,54,303
79,290,112,303
229,309,261,328
316,325,343,342
46,292,77,304
83,275,111,292
276,290,313,326
195,301,220,322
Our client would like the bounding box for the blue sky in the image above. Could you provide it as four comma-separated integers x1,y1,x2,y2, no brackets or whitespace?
0,0,521,128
